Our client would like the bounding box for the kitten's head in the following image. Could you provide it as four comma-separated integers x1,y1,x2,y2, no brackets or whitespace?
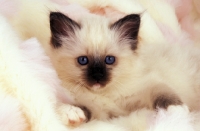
49,12,140,91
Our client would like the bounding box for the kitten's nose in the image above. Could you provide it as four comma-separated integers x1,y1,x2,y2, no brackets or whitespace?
92,73,104,81
92,67,104,82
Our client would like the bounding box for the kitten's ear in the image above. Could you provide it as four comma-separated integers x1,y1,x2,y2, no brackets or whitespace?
110,14,140,50
50,12,81,48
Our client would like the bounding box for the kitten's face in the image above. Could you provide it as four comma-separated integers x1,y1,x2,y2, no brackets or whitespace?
49,12,140,91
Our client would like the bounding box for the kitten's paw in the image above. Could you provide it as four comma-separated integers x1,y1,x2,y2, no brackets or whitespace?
58,104,87,127
79,106,91,121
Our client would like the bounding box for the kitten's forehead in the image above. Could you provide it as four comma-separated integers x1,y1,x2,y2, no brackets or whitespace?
78,15,115,55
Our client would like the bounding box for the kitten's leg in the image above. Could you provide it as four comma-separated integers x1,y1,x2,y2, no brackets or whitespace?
150,84,183,109
152,94,183,109
122,83,182,112
57,104,87,127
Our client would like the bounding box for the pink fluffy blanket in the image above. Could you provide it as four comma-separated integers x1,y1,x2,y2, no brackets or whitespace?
0,0,200,131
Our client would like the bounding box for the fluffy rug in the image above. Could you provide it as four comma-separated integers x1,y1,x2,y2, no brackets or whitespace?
0,0,200,131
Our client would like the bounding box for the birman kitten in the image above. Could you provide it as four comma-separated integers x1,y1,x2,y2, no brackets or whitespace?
48,12,200,120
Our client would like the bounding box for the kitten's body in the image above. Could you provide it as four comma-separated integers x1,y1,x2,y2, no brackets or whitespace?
49,12,200,120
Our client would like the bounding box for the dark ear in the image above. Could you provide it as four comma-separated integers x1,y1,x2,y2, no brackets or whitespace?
110,14,140,50
50,12,81,48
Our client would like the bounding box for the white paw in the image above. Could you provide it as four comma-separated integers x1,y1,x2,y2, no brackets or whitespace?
58,104,86,126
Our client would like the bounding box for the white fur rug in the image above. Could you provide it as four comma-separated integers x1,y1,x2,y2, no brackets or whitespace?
74,105,200,131
0,0,200,131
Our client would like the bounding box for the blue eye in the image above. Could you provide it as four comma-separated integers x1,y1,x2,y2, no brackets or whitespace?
105,56,115,65
77,56,88,65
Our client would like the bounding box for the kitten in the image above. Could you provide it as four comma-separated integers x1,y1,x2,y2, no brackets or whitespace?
48,12,200,120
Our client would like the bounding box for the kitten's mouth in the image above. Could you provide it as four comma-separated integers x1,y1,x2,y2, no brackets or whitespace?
92,83,102,89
